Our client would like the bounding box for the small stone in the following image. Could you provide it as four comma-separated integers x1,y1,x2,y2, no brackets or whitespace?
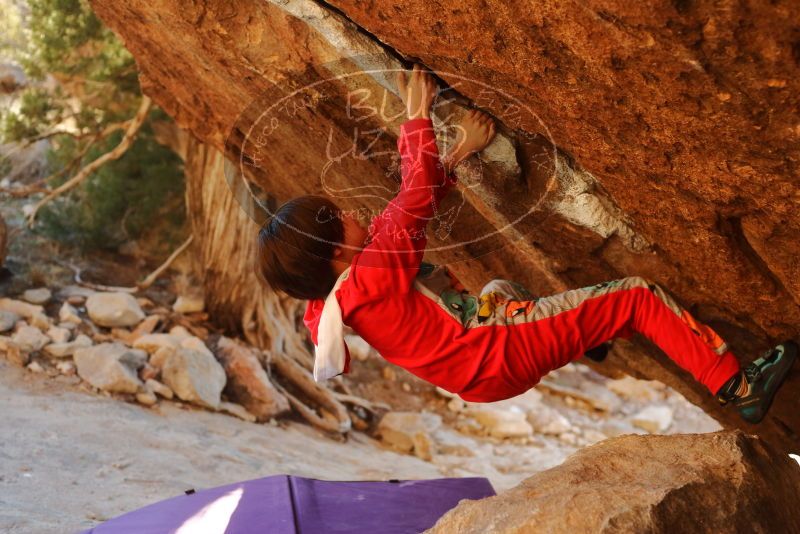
526,405,572,436
351,414,369,431
128,315,160,341
111,328,133,344
378,411,442,460
145,378,173,399
150,346,175,370
558,431,579,445
43,334,93,358
631,406,674,433
58,322,77,331
22,288,51,305
136,297,154,309
120,348,148,370
56,361,76,375
0,310,20,333
468,409,533,439
57,285,96,300
161,347,226,409
12,325,50,353
139,363,159,381
179,336,213,357
432,428,477,457
73,343,143,393
218,401,256,422
168,326,191,341
539,378,621,413
448,397,466,412
46,326,71,344
3,340,28,367
27,361,44,373
29,313,51,331
133,333,180,354
67,295,86,306
172,295,205,314
412,432,435,461
59,302,82,324
86,292,145,328
135,391,158,406
582,429,608,445
607,376,664,403
454,416,483,436
382,366,397,381
0,298,43,319
402,382,411,392
0,298,49,330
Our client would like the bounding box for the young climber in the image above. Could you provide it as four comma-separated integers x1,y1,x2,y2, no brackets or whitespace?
257,64,797,424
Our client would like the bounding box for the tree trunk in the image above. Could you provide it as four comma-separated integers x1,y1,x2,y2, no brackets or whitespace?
168,129,311,367
156,125,351,433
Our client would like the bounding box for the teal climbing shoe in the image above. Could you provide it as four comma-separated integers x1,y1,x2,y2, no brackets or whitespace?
733,340,797,424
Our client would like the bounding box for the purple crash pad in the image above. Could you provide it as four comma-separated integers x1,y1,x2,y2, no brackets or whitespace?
81,475,495,533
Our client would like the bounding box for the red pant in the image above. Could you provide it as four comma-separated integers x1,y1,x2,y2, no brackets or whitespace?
478,276,741,395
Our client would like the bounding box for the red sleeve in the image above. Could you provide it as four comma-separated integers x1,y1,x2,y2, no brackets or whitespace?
354,118,457,293
303,299,324,345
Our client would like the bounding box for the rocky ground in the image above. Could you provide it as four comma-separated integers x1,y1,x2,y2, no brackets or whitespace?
0,196,721,533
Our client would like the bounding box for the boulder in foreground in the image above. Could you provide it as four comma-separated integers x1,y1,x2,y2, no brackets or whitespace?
426,430,800,533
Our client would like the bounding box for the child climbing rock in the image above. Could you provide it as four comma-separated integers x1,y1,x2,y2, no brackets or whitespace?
257,64,796,425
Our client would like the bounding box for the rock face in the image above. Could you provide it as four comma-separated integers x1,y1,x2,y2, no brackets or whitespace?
427,431,800,533
88,0,800,453
378,411,442,461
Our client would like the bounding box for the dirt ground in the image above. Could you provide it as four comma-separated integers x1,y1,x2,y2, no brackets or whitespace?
0,360,444,534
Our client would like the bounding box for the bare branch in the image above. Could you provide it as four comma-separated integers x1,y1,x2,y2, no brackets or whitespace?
1,131,102,198
138,235,194,290
26,96,152,226
58,234,193,293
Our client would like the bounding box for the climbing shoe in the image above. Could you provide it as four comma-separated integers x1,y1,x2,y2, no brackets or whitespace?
722,340,797,424
584,342,611,363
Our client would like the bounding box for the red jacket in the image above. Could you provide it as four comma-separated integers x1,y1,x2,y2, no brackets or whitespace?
303,118,535,402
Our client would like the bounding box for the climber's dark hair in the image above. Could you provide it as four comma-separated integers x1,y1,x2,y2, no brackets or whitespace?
257,195,345,300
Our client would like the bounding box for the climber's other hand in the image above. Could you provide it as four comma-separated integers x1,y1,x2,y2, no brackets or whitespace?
452,108,496,157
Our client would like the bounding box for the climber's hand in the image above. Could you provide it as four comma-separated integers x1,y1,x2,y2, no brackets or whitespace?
454,109,496,155
396,63,437,120
442,109,496,173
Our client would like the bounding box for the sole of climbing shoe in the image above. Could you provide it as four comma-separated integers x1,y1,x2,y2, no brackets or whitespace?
734,340,797,424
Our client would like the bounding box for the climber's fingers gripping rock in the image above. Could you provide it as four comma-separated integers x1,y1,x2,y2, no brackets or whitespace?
396,63,437,120
453,108,496,157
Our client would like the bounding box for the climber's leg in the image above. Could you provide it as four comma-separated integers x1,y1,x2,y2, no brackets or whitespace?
506,276,741,395
479,278,610,362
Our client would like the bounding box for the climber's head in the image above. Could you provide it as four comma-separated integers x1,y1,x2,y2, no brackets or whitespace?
257,195,368,300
